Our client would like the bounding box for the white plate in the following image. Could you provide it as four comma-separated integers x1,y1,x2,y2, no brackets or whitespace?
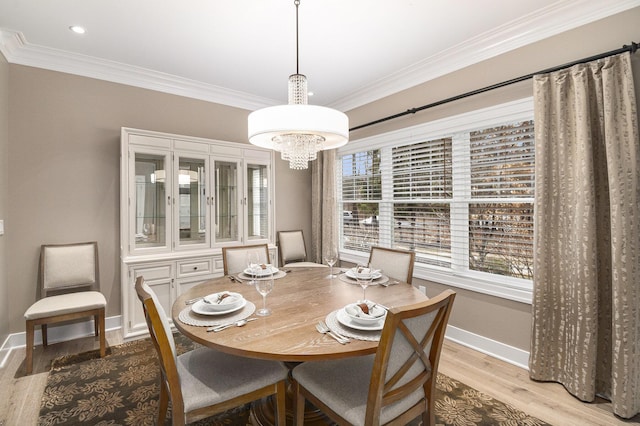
202,291,244,311
243,265,279,277
191,298,247,316
345,268,382,280
336,308,385,331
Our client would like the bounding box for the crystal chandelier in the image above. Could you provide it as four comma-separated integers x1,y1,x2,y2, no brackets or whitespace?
247,0,349,170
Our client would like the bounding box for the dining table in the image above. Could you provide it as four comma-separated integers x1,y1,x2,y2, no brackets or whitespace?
172,266,428,425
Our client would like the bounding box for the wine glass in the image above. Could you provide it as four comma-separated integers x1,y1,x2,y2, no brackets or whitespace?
246,251,260,285
355,264,375,302
324,248,338,279
255,272,274,316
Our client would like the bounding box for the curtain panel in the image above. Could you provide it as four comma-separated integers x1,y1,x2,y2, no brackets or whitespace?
311,150,338,264
530,52,640,418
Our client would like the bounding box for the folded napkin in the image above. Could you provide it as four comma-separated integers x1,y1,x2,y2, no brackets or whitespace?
345,302,385,319
354,266,380,275
204,291,242,305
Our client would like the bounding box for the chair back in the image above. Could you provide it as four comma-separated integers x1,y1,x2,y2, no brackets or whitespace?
368,246,415,284
277,230,308,265
222,244,270,275
366,290,455,425
134,277,184,414
39,242,99,298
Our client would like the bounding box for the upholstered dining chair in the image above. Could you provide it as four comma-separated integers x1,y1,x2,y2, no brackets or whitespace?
277,230,326,268
292,290,456,426
221,243,271,275
24,241,106,375
368,246,416,284
134,276,287,426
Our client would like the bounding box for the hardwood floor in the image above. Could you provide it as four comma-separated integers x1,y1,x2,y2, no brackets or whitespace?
1,331,638,425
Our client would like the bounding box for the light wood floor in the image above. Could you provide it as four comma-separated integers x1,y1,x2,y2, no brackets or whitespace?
1,331,638,425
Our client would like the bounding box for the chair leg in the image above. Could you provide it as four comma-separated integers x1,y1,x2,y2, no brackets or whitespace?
276,380,286,426
98,309,106,358
25,320,35,375
294,380,305,426
41,324,48,347
158,379,169,425
425,410,434,426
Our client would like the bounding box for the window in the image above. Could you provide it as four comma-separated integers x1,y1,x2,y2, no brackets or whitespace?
337,99,534,302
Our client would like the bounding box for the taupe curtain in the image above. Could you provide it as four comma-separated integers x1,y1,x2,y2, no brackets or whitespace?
530,52,640,418
310,150,338,263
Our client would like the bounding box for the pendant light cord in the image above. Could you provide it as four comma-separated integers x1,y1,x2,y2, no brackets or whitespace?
295,0,300,74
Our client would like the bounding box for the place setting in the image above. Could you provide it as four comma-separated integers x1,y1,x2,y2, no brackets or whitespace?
234,252,286,284
322,266,388,343
178,290,257,330
338,265,390,286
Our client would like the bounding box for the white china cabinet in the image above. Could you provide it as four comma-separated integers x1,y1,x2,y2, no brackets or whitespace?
120,128,276,337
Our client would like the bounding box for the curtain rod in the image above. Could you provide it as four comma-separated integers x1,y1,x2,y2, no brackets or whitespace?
349,41,639,132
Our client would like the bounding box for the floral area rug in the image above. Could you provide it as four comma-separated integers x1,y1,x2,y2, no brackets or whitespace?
38,335,550,425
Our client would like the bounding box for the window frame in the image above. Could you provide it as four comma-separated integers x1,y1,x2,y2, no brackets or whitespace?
337,98,534,304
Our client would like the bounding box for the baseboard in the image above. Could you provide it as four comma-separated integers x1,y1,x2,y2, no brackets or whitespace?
1,316,529,371
445,324,530,370
0,315,122,367
0,337,10,368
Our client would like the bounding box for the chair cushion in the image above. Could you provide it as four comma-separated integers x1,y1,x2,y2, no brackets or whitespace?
43,244,96,289
279,231,307,264
225,246,269,275
24,291,106,320
178,347,288,413
369,249,412,283
292,354,424,426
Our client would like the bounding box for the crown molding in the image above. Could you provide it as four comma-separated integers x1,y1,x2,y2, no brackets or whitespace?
2,0,638,112
328,0,640,111
0,29,279,111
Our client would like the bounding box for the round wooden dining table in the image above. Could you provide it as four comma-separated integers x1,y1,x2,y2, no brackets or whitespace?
172,267,427,425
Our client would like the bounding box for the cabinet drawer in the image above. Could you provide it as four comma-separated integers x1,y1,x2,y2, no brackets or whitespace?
177,258,213,277
132,264,172,281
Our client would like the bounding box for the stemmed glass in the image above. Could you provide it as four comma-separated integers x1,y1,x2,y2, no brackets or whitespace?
324,248,338,279
255,272,274,316
355,264,375,302
246,251,260,285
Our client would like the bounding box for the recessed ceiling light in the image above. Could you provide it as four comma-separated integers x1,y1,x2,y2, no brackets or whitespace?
308,91,314,97
69,25,86,35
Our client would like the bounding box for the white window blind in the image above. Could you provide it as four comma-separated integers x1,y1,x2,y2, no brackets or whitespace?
470,121,535,198
392,138,452,199
468,120,534,279
340,151,381,251
391,138,453,267
337,98,535,299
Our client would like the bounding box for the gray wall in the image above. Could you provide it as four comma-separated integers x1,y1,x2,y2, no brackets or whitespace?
0,51,8,343
348,7,640,352
2,7,638,355
6,66,310,333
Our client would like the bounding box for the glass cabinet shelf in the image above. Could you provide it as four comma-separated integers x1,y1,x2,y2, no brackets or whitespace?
122,128,274,257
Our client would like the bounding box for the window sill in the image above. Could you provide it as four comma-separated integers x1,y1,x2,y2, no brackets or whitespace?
339,250,532,304
413,265,532,304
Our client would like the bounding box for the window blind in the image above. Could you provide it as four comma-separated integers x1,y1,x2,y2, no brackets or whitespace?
392,138,453,199
470,121,535,198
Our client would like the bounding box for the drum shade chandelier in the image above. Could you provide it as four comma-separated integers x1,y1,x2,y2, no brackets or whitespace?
247,0,349,170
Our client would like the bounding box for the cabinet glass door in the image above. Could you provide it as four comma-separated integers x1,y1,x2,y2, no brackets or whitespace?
246,163,269,241
214,160,240,244
176,156,207,247
133,152,169,250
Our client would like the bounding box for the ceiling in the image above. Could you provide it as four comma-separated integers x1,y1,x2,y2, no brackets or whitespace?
1,0,638,112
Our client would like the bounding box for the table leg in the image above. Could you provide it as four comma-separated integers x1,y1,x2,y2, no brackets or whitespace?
250,363,331,426
250,395,330,426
